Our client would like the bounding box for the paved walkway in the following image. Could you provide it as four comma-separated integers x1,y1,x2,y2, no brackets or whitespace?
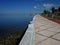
34,15,60,45
19,15,60,45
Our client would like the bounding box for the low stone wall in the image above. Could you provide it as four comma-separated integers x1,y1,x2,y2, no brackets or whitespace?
19,15,36,45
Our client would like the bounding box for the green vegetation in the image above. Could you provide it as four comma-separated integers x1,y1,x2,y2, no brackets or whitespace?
43,10,50,17
42,6,60,20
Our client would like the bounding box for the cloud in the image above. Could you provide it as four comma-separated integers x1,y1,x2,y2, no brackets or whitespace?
33,4,41,9
43,3,54,8
34,6,37,9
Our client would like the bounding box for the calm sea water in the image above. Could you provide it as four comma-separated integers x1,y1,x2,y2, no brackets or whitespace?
0,14,33,36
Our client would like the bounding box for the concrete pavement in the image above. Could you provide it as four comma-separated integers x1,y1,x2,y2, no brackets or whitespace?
34,15,60,45
19,15,60,45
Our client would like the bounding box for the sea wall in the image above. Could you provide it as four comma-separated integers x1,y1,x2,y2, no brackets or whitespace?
19,15,36,45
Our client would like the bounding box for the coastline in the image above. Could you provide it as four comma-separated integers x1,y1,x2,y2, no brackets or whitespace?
0,14,33,45
19,14,60,45
19,15,36,45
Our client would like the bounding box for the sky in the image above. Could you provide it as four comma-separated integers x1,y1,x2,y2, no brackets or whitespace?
0,0,60,14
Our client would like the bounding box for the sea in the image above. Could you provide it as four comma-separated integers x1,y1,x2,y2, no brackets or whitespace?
0,14,33,36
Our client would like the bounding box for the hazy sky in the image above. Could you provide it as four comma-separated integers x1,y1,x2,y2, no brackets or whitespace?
0,0,60,14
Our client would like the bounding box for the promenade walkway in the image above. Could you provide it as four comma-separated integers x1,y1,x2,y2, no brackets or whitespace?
34,15,60,45
19,15,60,45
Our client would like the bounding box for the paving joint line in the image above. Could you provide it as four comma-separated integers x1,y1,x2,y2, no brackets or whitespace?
39,26,56,31
36,32,60,41
51,32,60,41
36,32,49,38
35,31,60,44
36,37,49,45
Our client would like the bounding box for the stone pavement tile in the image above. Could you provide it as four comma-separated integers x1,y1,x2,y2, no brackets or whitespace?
40,26,49,30
38,20,51,24
48,21,59,27
37,30,56,37
35,28,46,33
55,25,60,29
52,33,60,41
35,29,40,32
35,33,47,44
39,19,47,22
45,24,55,28
34,23,44,28
39,22,49,25
40,17,49,20
47,27,60,33
39,25,53,30
37,38,60,45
